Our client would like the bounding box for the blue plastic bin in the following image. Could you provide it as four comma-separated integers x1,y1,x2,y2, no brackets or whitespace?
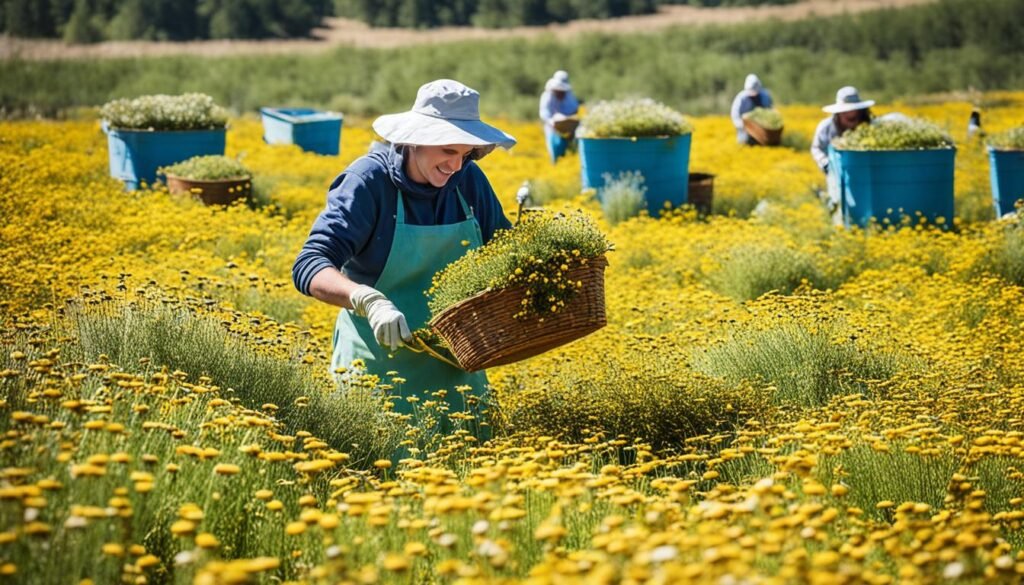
103,124,226,191
830,146,955,228
260,107,343,156
988,147,1024,218
579,134,692,217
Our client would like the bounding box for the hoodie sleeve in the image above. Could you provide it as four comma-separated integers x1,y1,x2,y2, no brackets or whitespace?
292,172,379,296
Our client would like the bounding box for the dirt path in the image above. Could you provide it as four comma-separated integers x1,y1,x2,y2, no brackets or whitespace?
1,0,936,61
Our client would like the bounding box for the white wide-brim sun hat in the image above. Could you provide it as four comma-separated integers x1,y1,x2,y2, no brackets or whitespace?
823,85,876,114
372,79,516,150
545,77,571,92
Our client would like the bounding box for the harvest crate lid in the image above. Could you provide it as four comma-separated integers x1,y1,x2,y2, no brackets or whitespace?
260,107,343,124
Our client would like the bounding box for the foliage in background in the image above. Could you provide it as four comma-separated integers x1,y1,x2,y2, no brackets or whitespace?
5,0,1023,118
100,93,228,131
987,126,1024,150
743,107,783,130
160,155,251,180
578,98,692,138
600,170,647,225
334,0,658,28
0,0,331,43
427,210,611,319
833,117,954,150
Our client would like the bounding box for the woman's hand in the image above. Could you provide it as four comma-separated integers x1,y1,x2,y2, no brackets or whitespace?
351,285,412,351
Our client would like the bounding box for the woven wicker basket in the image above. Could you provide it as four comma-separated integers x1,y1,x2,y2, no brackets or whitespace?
743,118,783,146
166,174,251,206
429,256,608,371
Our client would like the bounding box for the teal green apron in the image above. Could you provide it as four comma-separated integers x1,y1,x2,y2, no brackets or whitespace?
331,188,489,429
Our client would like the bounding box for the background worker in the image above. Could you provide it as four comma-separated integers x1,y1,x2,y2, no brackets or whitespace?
730,73,774,144
811,85,875,223
538,70,580,163
292,79,515,430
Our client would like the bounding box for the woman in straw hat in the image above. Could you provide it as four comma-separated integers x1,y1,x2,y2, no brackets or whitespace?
292,79,516,430
538,70,580,163
811,86,875,223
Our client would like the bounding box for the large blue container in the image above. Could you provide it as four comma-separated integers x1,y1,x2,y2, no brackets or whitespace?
260,107,343,156
103,124,226,191
988,147,1024,218
830,146,955,228
579,134,692,217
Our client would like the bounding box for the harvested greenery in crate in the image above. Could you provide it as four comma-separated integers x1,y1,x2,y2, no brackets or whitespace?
833,117,953,150
427,210,612,320
159,155,251,181
742,107,784,131
100,93,229,131
987,127,1024,151
577,98,693,139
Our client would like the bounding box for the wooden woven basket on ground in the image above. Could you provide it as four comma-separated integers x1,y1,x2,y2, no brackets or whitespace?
743,118,784,146
166,175,252,206
429,256,608,371
688,172,716,215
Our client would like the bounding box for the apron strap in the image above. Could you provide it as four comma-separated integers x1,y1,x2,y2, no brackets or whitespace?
455,187,474,220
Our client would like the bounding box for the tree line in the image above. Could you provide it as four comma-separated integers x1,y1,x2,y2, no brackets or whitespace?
1,0,795,42
0,0,332,43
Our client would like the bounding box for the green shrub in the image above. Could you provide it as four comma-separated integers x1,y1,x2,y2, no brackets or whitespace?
600,171,647,225
833,117,953,150
987,126,1024,150
577,98,693,139
819,445,958,521
975,221,1024,286
67,299,403,466
742,107,784,130
100,93,229,131
159,155,250,181
692,321,908,407
706,242,822,301
427,210,612,318
494,349,768,451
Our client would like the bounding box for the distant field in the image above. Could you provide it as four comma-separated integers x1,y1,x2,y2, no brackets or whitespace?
0,0,936,61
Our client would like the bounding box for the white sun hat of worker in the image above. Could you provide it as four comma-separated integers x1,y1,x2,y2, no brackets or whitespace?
546,76,571,93
823,86,876,114
373,79,517,150
744,73,762,95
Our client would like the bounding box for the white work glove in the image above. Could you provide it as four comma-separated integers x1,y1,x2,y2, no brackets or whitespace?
350,285,411,351
516,182,531,206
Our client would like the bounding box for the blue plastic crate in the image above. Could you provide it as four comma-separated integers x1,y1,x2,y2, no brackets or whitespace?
260,107,343,156
579,134,692,217
988,147,1024,218
103,123,226,191
831,146,955,228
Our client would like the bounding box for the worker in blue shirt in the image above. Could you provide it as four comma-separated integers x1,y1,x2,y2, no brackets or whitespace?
730,74,773,144
292,79,515,427
538,70,580,163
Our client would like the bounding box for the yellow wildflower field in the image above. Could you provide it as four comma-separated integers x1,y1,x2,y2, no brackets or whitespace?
1,93,1023,584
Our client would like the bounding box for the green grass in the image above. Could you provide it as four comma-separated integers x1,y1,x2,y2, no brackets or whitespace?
65,297,403,466
692,321,909,408
705,242,822,301
2,0,1022,119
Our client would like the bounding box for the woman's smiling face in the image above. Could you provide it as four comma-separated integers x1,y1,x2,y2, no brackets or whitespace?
406,144,475,188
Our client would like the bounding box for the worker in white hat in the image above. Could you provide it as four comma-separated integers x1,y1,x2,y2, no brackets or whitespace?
293,79,516,430
811,86,875,224
730,73,774,144
539,70,581,163
810,86,875,173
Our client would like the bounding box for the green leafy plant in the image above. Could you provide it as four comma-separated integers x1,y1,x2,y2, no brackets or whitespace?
577,98,693,139
600,171,647,225
833,117,953,150
742,107,784,130
100,93,229,131
987,126,1024,150
159,155,251,181
427,210,612,319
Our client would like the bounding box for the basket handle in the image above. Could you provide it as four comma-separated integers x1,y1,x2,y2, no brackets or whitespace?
402,334,464,370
